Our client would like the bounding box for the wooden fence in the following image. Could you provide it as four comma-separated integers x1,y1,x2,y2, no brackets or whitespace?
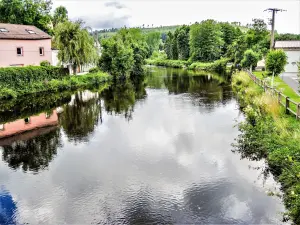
247,70,300,120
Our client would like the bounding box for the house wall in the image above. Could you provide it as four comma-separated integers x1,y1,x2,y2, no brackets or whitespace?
284,50,300,73
0,39,52,67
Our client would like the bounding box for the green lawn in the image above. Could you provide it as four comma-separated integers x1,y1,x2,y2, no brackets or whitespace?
253,71,300,104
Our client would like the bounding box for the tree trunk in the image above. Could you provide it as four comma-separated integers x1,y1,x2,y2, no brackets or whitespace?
271,71,275,88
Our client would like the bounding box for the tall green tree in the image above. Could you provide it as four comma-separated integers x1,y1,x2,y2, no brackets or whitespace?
266,49,287,76
177,25,190,60
241,49,259,72
220,22,239,56
164,32,173,59
54,21,98,74
145,32,161,57
0,0,53,34
99,28,148,78
52,5,68,27
189,20,223,62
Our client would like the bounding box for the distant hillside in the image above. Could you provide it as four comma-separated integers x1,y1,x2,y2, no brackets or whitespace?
94,23,248,39
94,25,180,39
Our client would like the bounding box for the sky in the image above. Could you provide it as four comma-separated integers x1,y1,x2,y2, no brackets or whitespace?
52,0,300,34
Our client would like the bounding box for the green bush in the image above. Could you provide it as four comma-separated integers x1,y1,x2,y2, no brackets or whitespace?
40,60,51,67
146,59,190,68
89,67,100,73
0,66,69,90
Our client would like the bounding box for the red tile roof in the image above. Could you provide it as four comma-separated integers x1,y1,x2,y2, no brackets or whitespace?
0,23,51,40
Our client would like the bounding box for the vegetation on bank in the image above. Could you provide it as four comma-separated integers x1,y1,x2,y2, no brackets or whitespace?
253,71,300,104
146,58,230,73
232,71,300,224
0,66,110,100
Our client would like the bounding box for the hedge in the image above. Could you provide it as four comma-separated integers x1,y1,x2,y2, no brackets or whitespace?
0,66,69,90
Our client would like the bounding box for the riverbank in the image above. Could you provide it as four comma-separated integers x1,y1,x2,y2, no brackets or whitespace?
232,71,300,223
0,67,111,100
145,58,230,73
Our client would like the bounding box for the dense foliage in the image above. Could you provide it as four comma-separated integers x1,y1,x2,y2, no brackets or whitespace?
232,72,300,224
266,49,288,76
0,66,68,90
0,0,53,33
0,67,110,100
99,28,149,78
54,20,98,74
241,49,259,72
52,5,68,27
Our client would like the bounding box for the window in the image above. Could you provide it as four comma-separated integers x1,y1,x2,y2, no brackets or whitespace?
24,118,30,124
39,47,44,56
0,124,4,131
45,112,53,119
26,29,36,34
0,28,8,32
17,47,23,56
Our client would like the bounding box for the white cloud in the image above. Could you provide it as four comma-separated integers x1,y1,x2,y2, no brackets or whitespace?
53,0,300,33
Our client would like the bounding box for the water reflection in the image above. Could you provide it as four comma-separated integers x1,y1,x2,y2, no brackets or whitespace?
101,79,147,121
0,187,17,225
0,67,286,224
59,91,102,143
0,126,61,172
0,92,71,124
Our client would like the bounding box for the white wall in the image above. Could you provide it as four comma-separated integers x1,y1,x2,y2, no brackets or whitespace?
51,49,60,66
285,50,300,73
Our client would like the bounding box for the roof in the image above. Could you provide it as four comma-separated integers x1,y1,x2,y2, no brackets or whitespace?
0,23,51,40
274,40,300,49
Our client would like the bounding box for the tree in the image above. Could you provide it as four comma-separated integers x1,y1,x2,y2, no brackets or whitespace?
220,22,239,56
189,20,223,62
164,32,173,59
54,21,98,74
0,0,53,34
177,25,190,60
145,32,161,57
266,49,287,78
52,6,68,27
241,49,259,72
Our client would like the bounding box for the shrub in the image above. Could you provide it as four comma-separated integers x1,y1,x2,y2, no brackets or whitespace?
0,66,69,90
266,49,288,76
40,60,51,67
89,67,100,73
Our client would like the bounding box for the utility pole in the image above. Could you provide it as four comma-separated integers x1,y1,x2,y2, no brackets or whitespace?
264,8,286,49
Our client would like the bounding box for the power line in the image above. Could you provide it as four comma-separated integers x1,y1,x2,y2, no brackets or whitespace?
264,8,287,49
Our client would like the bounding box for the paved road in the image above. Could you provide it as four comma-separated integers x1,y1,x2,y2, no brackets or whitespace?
280,72,299,95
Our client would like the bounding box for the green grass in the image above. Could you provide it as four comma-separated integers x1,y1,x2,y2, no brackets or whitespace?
232,71,300,223
253,71,300,103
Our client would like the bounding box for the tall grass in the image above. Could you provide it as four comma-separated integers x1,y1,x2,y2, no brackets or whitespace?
232,71,300,224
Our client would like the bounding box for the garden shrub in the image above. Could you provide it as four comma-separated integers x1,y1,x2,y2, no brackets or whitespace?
40,60,51,67
0,66,69,90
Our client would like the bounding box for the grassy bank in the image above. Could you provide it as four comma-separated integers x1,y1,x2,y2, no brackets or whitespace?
0,71,111,100
146,58,230,73
232,71,300,223
253,71,300,103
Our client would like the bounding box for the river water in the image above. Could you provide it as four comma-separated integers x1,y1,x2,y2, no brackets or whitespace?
0,67,286,224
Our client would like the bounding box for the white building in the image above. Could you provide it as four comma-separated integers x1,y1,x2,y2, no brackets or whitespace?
274,40,300,73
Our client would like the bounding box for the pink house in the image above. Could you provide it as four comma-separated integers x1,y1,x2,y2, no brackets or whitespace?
0,23,52,67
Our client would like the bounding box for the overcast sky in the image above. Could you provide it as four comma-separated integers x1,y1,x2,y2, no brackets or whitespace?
52,0,300,34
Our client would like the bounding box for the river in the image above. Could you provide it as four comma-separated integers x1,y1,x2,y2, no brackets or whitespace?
0,67,286,224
